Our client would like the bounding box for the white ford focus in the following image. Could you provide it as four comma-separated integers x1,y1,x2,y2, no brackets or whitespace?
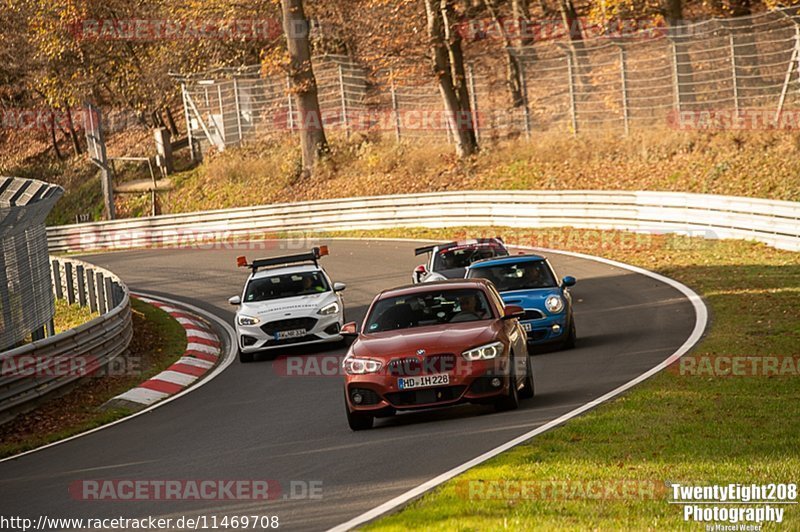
229,246,346,362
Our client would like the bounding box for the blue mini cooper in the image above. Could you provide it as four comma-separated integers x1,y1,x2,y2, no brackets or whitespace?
466,254,577,350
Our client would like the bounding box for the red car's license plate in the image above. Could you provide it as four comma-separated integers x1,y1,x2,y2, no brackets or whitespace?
398,373,450,390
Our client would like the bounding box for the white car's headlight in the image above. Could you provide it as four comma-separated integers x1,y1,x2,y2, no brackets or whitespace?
318,302,340,316
545,295,564,314
237,315,260,326
343,357,383,375
462,341,504,361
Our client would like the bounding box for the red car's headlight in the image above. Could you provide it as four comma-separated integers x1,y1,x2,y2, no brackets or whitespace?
462,341,505,361
343,357,383,375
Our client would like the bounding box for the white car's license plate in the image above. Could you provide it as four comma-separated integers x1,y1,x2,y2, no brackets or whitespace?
398,373,450,390
275,328,306,340
522,322,533,332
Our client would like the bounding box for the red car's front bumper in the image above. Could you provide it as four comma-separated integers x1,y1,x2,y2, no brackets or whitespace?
344,357,512,413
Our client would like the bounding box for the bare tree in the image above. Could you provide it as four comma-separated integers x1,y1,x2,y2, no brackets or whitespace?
281,0,329,177
662,0,696,104
556,0,590,87
425,0,479,157
483,0,526,107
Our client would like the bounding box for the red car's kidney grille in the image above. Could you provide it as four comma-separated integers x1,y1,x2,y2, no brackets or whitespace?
387,354,456,376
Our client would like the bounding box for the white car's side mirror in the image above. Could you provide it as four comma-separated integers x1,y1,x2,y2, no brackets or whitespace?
228,296,241,305
333,282,347,292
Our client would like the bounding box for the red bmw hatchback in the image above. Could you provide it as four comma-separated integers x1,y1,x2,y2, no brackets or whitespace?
341,278,533,430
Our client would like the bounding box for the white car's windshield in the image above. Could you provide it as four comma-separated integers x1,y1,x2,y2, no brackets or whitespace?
469,261,557,291
244,271,329,302
366,288,492,332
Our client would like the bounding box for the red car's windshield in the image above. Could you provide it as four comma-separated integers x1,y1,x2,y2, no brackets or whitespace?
365,288,493,332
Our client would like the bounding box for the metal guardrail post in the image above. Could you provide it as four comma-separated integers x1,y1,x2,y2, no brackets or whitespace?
64,262,75,305
467,64,480,145
519,62,532,140
52,259,63,300
76,265,86,307
390,70,401,142
86,268,97,313
104,277,115,309
670,39,682,114
96,272,107,314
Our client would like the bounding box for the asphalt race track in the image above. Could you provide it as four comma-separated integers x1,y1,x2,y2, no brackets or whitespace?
0,240,699,531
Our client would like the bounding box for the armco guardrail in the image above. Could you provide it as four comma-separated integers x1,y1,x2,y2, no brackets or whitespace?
46,191,800,253
0,257,132,424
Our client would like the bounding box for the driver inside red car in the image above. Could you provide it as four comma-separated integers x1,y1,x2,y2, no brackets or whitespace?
451,293,485,322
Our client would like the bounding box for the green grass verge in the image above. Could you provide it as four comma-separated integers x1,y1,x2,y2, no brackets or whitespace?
322,227,800,531
52,299,99,333
0,298,187,457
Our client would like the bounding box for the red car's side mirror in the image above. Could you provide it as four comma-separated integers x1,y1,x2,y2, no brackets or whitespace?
341,321,358,337
502,305,525,320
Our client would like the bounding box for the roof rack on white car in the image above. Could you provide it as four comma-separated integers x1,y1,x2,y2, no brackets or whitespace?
236,246,329,273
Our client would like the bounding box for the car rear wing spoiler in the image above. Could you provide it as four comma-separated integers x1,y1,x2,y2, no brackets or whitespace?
414,243,454,256
414,237,505,256
237,246,329,272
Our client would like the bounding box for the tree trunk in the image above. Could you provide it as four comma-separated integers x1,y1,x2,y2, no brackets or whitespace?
64,103,83,155
663,0,695,104
281,0,330,177
512,0,536,48
425,0,478,157
727,0,761,83
556,0,591,87
49,114,64,161
164,106,179,136
484,0,527,107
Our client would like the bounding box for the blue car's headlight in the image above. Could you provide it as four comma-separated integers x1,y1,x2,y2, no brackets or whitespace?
545,295,564,314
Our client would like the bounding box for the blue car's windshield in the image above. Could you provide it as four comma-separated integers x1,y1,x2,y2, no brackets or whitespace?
469,261,556,291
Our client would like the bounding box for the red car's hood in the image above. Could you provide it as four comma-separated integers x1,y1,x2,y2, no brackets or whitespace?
352,320,502,359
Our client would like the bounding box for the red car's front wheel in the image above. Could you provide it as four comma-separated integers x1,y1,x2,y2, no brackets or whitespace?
345,391,374,430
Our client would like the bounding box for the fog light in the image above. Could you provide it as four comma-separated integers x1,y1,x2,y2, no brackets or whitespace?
551,324,561,334
490,377,502,388
352,393,363,405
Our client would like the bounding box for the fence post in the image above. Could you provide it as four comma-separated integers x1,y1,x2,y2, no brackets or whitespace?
776,23,800,121
76,265,86,307
467,64,480,144
286,75,295,133
217,84,225,146
180,82,196,162
519,61,532,140
390,70,401,142
619,46,630,136
566,54,578,135
338,64,350,138
670,40,682,114
233,77,244,145
729,33,740,114
65,261,75,305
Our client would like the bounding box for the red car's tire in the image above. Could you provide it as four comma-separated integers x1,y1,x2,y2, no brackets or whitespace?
519,356,535,399
495,359,520,411
345,392,374,430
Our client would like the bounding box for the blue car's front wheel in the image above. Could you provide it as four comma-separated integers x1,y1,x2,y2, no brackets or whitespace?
562,319,576,350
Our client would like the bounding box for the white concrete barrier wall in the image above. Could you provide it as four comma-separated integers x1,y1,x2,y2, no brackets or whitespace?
45,191,800,253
